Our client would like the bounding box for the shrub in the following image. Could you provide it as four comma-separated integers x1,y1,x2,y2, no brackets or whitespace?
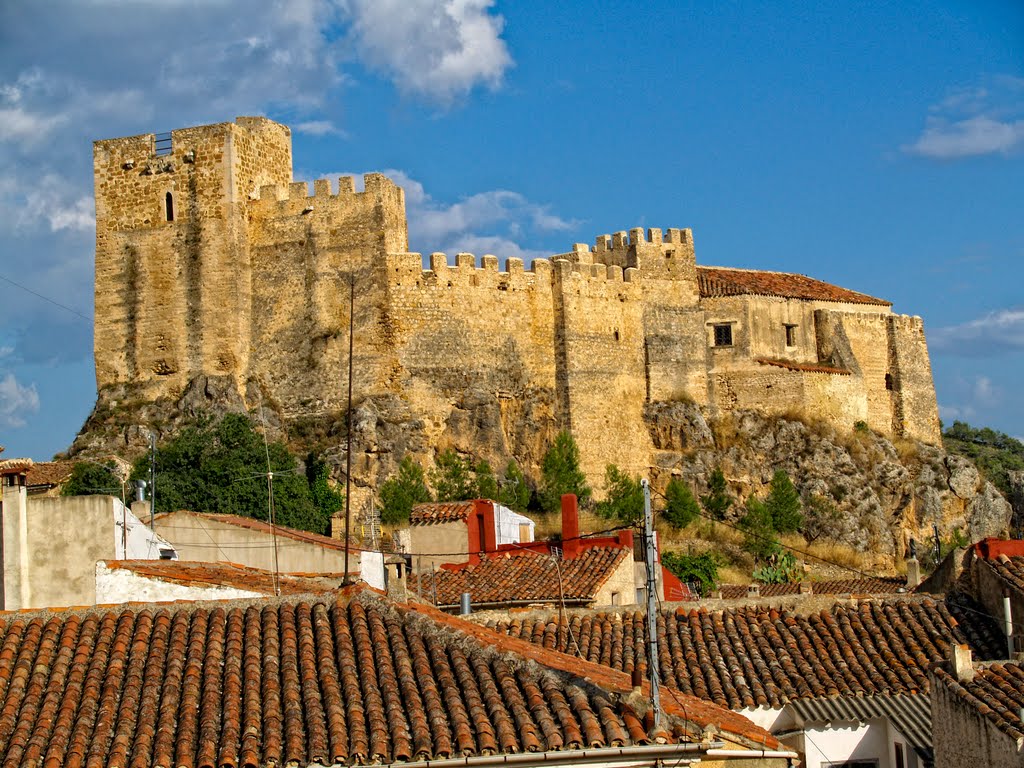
430,450,478,502
663,477,700,529
594,464,644,525
738,496,782,561
498,460,531,512
802,493,842,543
538,431,592,512
379,455,432,526
700,467,732,520
752,551,803,584
765,469,802,533
662,551,720,597
62,460,126,498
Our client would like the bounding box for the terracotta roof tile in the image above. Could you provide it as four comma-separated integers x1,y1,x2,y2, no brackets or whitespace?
156,511,355,552
934,662,1024,742
102,559,344,595
489,595,1005,711
24,460,75,488
755,358,852,375
409,547,631,607
410,501,477,525
719,577,905,599
0,587,777,765
982,555,1024,601
698,266,891,306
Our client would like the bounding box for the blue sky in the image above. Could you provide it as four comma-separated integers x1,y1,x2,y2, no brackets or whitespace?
1,0,1022,459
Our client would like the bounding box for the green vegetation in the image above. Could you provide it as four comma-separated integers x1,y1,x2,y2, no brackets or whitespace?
663,477,700,529
498,460,531,512
430,450,479,502
943,420,1024,496
700,467,732,520
738,496,782,561
802,493,842,543
662,551,720,597
594,464,644,525
539,430,592,512
378,455,433,525
62,460,126,498
920,527,971,573
752,551,802,584
765,470,803,533
132,413,335,534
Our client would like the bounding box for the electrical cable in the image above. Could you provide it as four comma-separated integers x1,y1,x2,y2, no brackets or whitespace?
0,273,92,322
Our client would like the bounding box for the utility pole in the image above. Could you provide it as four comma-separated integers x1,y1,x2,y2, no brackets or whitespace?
149,433,157,534
641,478,661,730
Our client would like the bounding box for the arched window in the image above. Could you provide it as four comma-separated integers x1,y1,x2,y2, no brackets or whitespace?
165,192,174,222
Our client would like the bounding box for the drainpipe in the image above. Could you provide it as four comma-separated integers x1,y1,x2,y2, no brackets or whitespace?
1004,589,1014,659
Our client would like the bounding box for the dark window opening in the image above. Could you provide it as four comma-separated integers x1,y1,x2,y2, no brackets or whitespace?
785,324,797,347
713,324,733,347
165,192,174,222
885,373,894,391
613,329,620,341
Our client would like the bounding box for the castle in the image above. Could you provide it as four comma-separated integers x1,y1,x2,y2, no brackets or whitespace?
91,116,941,489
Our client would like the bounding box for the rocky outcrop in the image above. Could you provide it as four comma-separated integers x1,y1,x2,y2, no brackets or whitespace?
643,401,1011,567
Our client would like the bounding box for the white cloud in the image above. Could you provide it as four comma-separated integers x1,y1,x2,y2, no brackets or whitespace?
0,373,40,429
904,76,1024,159
342,0,512,103
294,120,348,138
930,307,1024,356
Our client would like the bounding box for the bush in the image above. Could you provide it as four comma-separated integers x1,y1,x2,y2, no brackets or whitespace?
700,467,732,520
943,420,1024,496
62,460,126,498
662,551,720,597
379,455,433,526
802,494,842,543
765,470,802,533
752,551,803,584
538,431,592,512
498,460,531,512
130,413,327,533
663,477,700,529
739,496,782,561
430,450,478,502
594,464,644,525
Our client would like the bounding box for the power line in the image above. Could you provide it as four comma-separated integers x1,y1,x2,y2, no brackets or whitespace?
0,273,92,322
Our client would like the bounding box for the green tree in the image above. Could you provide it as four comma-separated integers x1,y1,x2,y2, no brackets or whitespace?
539,430,592,512
130,413,323,532
430,450,478,501
474,460,500,501
498,460,531,511
379,455,433,526
306,455,344,531
663,477,700,529
594,464,644,525
765,470,802,533
62,460,125,498
700,467,732,520
942,420,1024,496
662,551,720,597
738,495,781,561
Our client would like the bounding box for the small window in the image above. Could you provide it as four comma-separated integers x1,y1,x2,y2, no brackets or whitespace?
713,324,733,347
785,324,797,347
885,373,894,391
611,592,621,606
613,329,620,342
165,192,174,222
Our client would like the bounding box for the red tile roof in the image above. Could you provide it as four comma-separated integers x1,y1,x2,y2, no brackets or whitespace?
718,577,905,599
755,358,852,375
410,501,476,525
102,559,344,596
156,510,355,552
0,587,780,766
410,547,631,608
698,266,891,306
0,458,32,474
934,662,1024,742
24,460,75,488
981,555,1024,600
488,596,1005,711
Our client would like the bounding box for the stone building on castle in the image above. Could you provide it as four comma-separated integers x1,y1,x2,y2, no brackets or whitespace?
89,116,941,495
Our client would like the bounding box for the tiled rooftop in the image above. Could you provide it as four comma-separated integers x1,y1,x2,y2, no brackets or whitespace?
698,266,891,306
102,559,344,596
0,587,779,767
408,547,631,608
24,460,75,488
156,511,354,552
718,576,906,599
934,662,1024,742
488,596,1005,711
981,554,1024,597
410,501,476,525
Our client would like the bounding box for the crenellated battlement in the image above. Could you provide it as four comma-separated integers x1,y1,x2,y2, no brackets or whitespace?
250,173,404,209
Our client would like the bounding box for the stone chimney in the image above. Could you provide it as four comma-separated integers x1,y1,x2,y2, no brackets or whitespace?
950,643,975,683
385,554,408,601
561,494,580,558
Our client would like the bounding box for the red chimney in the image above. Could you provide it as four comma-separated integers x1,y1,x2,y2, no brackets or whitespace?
561,494,580,558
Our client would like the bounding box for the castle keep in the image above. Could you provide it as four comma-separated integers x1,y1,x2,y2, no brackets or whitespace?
92,117,941,488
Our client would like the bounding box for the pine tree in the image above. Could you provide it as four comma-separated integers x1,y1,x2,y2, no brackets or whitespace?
430,450,478,501
739,495,781,561
594,464,644,525
379,455,432,525
538,430,592,512
765,469,802,533
474,460,500,501
663,477,700,529
700,467,732,520
498,460,531,511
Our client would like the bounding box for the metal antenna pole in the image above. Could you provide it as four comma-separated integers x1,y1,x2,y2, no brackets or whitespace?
149,433,156,534
343,274,355,585
642,478,661,730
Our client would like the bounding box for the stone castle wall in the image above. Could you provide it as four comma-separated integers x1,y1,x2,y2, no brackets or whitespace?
89,117,942,492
